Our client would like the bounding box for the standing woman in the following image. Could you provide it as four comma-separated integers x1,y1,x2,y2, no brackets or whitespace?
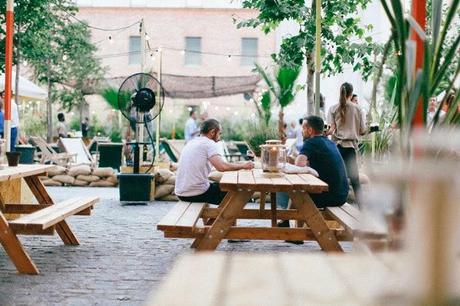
327,82,366,206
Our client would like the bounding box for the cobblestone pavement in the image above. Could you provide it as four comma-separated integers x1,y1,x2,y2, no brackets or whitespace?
0,187,351,306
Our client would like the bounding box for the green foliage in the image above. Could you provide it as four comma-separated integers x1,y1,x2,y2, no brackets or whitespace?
380,0,459,140
244,122,279,157
219,119,252,141
238,0,378,79
260,91,272,125
109,129,122,143
21,113,47,137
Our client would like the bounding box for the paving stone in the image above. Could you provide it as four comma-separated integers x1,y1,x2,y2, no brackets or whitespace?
0,186,351,305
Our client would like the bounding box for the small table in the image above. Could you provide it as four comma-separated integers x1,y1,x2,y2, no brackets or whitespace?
147,252,460,306
194,169,343,252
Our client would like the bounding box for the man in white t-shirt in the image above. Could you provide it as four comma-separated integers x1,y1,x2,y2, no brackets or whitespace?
0,91,19,151
184,110,199,142
175,119,254,205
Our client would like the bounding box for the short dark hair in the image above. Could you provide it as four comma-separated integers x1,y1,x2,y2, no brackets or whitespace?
304,115,324,133
298,118,303,125
57,113,65,122
189,110,196,117
200,119,220,134
352,94,358,99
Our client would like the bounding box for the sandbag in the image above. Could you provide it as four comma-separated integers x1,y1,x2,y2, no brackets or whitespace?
76,175,101,183
159,194,179,202
52,175,75,185
165,175,176,185
68,165,92,177
89,180,116,187
92,167,115,177
73,179,89,186
155,169,174,184
106,175,118,184
208,171,223,182
155,184,175,199
47,165,67,176
42,179,63,186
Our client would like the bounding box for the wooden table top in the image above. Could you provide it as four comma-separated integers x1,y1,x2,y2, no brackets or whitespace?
0,164,54,182
219,169,328,193
148,252,460,306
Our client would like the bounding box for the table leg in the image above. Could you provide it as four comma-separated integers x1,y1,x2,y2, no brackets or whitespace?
288,191,343,252
195,191,253,251
0,213,39,274
259,192,266,216
270,192,277,227
24,176,79,245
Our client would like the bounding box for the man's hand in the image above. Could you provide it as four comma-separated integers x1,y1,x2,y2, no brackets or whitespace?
240,161,254,170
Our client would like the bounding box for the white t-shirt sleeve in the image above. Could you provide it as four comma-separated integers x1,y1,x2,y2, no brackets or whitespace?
207,141,221,159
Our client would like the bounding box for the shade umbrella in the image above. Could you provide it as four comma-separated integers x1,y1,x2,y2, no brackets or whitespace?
0,73,48,101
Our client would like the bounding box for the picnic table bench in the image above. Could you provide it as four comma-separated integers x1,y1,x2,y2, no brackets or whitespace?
0,164,99,274
157,169,386,251
148,252,459,306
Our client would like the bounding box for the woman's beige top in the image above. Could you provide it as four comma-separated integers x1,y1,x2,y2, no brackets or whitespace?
328,101,366,150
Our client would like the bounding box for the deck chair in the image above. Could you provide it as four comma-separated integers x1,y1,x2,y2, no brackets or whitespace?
58,138,96,166
233,141,251,160
30,136,76,166
160,139,179,162
167,139,186,160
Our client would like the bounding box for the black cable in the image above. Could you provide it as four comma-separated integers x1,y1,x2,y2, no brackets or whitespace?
143,113,156,174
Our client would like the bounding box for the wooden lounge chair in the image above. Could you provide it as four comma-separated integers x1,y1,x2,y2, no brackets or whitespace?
30,136,76,166
58,137,96,166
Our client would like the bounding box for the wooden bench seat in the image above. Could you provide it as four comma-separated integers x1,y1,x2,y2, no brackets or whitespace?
9,196,99,235
157,202,206,235
326,203,387,240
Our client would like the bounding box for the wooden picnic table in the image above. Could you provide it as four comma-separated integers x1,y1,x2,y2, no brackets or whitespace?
193,169,342,252
147,252,460,306
0,164,98,274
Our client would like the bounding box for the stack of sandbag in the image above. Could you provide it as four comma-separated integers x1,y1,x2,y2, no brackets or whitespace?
154,168,178,201
41,165,118,187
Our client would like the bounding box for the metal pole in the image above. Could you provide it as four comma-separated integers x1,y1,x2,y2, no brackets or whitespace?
155,48,162,164
314,0,321,116
4,0,14,152
411,0,426,127
137,19,146,166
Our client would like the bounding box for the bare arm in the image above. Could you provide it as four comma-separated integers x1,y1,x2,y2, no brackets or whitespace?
209,155,254,172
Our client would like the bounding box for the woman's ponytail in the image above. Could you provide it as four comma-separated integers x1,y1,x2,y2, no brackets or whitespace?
339,82,353,123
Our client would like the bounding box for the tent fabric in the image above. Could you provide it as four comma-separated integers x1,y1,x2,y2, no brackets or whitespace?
105,73,261,99
0,73,47,100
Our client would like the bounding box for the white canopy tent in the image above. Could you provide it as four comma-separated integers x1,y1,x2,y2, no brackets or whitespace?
0,73,47,101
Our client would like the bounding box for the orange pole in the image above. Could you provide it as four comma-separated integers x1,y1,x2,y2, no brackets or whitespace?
411,0,426,127
4,0,14,152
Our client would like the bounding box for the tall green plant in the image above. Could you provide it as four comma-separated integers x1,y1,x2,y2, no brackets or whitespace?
380,0,459,152
255,63,301,139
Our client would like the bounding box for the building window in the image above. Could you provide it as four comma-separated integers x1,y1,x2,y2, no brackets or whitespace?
185,37,202,66
241,38,258,66
129,36,141,65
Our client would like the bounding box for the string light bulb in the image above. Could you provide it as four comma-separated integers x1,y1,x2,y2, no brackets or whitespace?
227,54,232,62
108,36,114,44
180,50,186,56
145,34,150,41
62,55,68,61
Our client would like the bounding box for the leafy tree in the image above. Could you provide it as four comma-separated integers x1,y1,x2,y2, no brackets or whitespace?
237,0,379,114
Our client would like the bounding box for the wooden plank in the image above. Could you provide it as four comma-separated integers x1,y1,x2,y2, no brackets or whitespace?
223,255,288,306
284,174,312,191
203,207,305,220
289,192,343,252
0,213,39,274
0,164,53,182
175,203,206,229
148,253,227,306
157,202,191,230
218,171,238,191
326,254,396,303
279,254,359,305
341,204,388,237
9,196,99,231
2,204,53,214
236,170,256,189
252,169,274,190
298,174,329,193
326,206,361,234
270,175,292,192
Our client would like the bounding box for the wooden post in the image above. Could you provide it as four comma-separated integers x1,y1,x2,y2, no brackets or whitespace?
314,0,322,116
411,0,426,127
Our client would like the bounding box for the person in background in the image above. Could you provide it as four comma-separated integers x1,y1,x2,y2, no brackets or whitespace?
184,110,199,143
175,119,254,205
57,113,68,138
0,90,19,151
287,121,297,138
327,82,366,207
81,117,89,138
200,111,209,122
351,94,358,104
295,118,304,152
0,100,4,138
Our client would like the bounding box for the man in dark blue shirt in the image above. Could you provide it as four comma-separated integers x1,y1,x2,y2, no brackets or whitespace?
297,115,349,208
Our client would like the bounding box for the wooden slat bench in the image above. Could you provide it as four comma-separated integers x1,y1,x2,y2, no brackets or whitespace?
8,196,98,235
325,203,388,245
157,202,206,236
